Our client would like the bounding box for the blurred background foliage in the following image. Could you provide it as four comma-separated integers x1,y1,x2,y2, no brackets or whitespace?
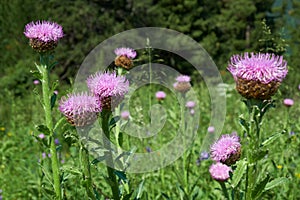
0,0,299,125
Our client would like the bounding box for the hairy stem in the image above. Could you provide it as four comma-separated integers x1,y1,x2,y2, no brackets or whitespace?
40,65,62,199
101,110,120,200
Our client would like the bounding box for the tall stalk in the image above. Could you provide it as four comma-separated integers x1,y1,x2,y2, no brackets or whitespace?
37,60,62,199
101,110,120,200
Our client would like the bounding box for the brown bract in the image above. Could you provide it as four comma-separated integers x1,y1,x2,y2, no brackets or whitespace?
236,78,280,100
114,55,133,69
29,38,58,52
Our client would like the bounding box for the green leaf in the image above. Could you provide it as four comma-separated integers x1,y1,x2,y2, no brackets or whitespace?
50,93,57,110
261,131,285,147
35,124,50,135
231,159,247,188
239,116,249,133
109,116,120,128
134,179,145,200
61,165,82,175
251,174,270,199
114,170,127,182
123,191,134,200
264,177,289,191
30,70,42,80
161,193,171,199
251,149,268,163
91,155,106,165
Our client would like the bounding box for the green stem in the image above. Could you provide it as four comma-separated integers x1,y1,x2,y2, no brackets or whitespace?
101,110,120,200
40,65,62,199
219,181,230,200
80,144,96,200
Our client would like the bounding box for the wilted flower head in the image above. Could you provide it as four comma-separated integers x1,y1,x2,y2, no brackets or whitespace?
121,110,130,120
155,91,166,100
283,98,294,107
114,47,136,69
173,75,191,93
59,93,101,127
228,52,288,99
210,133,241,165
87,71,129,109
24,20,64,52
186,101,196,109
209,162,232,182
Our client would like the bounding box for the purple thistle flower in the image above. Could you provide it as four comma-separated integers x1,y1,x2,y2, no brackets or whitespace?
283,98,294,107
114,47,137,59
59,93,101,126
54,90,58,95
42,152,46,159
173,75,192,93
121,110,130,120
185,101,196,109
33,80,40,85
209,162,232,182
208,126,215,133
38,133,45,139
146,146,152,153
190,109,195,115
228,52,287,84
155,91,166,100
87,71,129,109
210,133,241,165
24,20,64,42
54,138,60,145
228,52,288,99
176,75,191,83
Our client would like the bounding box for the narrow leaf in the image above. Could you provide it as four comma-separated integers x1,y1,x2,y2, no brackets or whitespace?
109,116,120,127
135,179,145,199
251,175,270,199
114,170,127,182
231,159,247,188
261,131,284,147
50,93,57,110
264,177,288,191
35,124,50,135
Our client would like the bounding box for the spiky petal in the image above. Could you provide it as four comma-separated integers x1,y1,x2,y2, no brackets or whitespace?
228,53,288,99
209,162,232,182
24,20,64,52
210,133,241,165
87,71,129,109
59,93,101,127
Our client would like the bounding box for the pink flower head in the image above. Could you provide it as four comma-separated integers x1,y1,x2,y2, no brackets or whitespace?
176,75,191,83
283,98,294,107
33,80,40,85
114,47,137,59
54,90,58,95
185,101,196,108
209,162,232,182
121,110,130,120
228,52,288,84
24,20,64,42
59,93,101,126
210,133,241,165
38,133,45,139
208,126,215,133
155,91,166,100
87,72,129,99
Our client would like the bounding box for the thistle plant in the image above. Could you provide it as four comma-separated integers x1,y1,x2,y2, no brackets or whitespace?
208,52,289,199
24,20,64,199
